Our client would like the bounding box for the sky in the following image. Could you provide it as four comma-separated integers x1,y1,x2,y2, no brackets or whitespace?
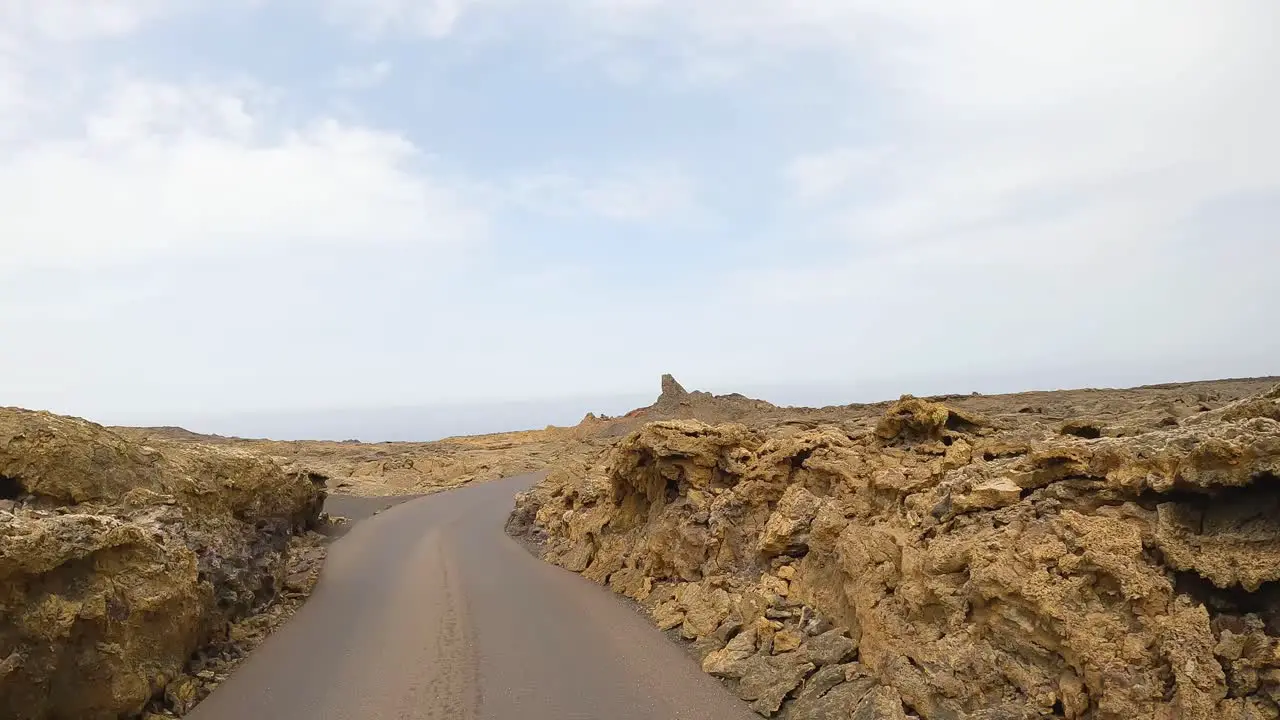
2,0,1278,440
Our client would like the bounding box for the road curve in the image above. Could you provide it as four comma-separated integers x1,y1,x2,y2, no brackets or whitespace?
187,474,755,720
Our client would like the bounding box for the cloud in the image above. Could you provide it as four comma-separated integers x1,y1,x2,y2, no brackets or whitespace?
784,147,895,204
751,2,1280,272
537,0,1280,386
324,0,472,38
334,60,393,89
3,0,1277,427
0,0,178,42
504,164,698,222
0,7,486,273
1,79,485,271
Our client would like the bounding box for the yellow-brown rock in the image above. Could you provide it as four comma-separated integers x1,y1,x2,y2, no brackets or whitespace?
511,383,1280,719
0,407,322,720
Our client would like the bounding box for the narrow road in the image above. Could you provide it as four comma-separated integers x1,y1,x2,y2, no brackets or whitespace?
187,475,755,720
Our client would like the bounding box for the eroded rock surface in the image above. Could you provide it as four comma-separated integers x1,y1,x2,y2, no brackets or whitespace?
114,374,1278,499
114,425,599,498
509,384,1280,719
1,407,324,720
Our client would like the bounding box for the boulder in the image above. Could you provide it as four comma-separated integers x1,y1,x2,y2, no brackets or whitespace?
851,686,909,720
703,627,759,677
805,629,858,667
784,664,879,720
757,485,823,557
736,651,816,716
952,477,1022,513
678,583,732,639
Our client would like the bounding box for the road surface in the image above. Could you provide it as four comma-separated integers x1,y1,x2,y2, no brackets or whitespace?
187,475,755,720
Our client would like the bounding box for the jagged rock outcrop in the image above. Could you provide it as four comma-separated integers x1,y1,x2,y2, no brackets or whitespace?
115,376,1278,501
0,407,324,720
662,374,690,401
509,386,1280,719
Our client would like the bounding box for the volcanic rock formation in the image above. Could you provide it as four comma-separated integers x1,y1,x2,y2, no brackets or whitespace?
662,374,690,401
0,407,324,719
509,383,1280,719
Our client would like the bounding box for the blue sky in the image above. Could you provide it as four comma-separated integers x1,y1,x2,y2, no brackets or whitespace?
2,0,1278,437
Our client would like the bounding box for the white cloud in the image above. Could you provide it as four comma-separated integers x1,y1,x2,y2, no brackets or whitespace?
529,0,1280,386
334,60,393,89
754,1,1280,265
0,4,486,272
0,0,178,42
325,0,472,38
3,0,1278,425
1,79,485,270
505,165,697,222
784,147,895,204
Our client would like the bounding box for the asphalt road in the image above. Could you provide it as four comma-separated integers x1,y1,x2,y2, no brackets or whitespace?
187,475,755,720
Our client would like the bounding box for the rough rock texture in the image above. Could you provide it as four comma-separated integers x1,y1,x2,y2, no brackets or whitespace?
137,530,328,719
116,425,607,498
115,374,1279,499
509,382,1280,719
0,407,324,720
662,374,690,401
